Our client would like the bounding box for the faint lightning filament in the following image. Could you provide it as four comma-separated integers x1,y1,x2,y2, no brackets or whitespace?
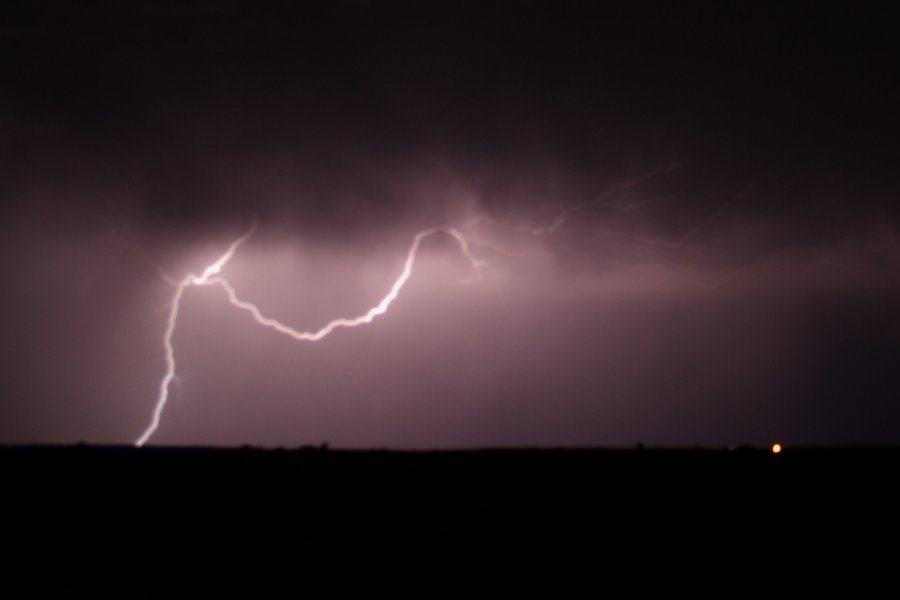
135,226,483,447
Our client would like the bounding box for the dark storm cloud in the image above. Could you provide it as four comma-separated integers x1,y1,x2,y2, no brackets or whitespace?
1,1,898,446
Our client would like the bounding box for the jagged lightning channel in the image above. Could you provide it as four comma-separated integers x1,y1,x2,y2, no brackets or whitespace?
135,226,484,447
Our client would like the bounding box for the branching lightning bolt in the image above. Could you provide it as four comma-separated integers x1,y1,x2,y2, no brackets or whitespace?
135,224,258,447
132,164,716,446
462,162,684,237
135,225,484,447
528,161,684,235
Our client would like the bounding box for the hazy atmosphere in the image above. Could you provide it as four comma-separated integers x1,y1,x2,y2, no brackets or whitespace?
2,1,898,447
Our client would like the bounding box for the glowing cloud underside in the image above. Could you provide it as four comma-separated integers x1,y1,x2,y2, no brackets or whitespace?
135,226,484,447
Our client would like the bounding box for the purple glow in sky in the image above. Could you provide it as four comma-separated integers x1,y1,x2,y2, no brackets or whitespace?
2,2,899,447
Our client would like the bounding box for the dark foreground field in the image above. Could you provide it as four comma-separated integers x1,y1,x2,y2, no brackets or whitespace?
2,446,898,596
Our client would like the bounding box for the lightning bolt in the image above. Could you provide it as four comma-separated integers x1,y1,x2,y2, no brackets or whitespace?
135,225,484,447
528,161,684,235
462,162,684,237
133,164,697,446
135,223,257,447
591,185,752,248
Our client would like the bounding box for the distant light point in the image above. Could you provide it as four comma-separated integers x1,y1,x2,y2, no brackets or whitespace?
771,443,782,454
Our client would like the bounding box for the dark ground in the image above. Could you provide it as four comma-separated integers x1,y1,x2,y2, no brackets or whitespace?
2,446,898,596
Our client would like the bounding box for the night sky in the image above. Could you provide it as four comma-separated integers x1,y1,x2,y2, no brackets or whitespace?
2,1,898,447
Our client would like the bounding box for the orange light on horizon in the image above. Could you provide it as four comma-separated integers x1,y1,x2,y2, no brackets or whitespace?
771,443,782,454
